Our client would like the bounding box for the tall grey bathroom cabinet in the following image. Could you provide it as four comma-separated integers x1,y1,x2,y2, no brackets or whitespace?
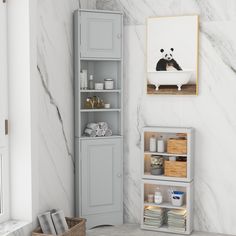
74,9,123,229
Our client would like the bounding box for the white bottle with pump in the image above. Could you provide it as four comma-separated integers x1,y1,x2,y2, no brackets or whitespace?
149,136,156,152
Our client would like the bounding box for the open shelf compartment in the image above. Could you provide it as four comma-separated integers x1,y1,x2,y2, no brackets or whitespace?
80,60,122,90
80,91,121,110
142,127,193,182
141,179,193,235
80,111,122,137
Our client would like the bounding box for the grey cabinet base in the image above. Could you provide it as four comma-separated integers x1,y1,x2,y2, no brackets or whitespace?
82,211,123,229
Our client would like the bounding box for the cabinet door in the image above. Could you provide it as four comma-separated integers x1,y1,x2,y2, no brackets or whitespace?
80,12,122,59
81,138,123,216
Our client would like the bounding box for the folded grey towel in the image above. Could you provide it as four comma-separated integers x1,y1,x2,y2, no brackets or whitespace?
105,128,112,136
38,212,57,235
87,123,99,130
98,122,108,130
51,210,69,235
84,128,96,137
96,128,103,137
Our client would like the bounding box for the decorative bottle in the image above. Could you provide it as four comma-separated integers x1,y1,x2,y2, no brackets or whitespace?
149,136,156,152
89,75,94,90
157,136,165,153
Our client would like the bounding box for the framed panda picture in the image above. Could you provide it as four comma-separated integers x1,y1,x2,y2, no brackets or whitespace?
147,15,199,95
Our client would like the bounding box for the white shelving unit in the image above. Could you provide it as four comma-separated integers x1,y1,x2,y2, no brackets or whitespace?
74,9,124,229
141,127,194,235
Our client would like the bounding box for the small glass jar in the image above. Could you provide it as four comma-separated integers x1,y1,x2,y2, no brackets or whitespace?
104,79,114,90
147,194,154,203
154,188,163,204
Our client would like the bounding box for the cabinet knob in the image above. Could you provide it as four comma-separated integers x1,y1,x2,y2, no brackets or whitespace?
117,33,122,39
117,173,122,178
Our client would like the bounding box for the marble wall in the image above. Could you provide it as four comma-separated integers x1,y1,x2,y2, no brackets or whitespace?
36,0,236,235
37,0,75,217
88,0,236,235
36,0,90,218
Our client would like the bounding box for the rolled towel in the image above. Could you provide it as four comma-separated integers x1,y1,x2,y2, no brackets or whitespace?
87,123,99,130
101,129,106,136
98,122,108,131
51,210,69,235
96,128,103,137
84,128,96,137
105,128,112,136
38,212,57,235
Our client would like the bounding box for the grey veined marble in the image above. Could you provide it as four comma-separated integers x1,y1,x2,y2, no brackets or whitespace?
37,0,236,235
89,0,236,235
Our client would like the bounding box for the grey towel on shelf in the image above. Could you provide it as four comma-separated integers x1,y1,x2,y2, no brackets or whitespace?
96,128,103,137
84,122,112,137
51,210,69,235
104,128,112,136
87,123,99,130
98,122,108,130
38,212,57,235
84,128,96,137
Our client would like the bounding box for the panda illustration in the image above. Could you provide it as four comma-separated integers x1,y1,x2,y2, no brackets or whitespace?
156,48,182,71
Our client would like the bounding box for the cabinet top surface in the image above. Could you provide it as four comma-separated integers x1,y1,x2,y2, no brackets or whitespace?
76,8,123,15
142,126,193,132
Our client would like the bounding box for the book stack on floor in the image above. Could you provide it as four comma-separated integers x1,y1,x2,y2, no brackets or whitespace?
167,209,186,232
37,209,69,235
143,206,166,228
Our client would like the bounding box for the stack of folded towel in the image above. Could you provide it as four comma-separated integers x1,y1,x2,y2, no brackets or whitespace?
167,209,186,232
143,206,166,228
38,209,68,235
84,122,112,137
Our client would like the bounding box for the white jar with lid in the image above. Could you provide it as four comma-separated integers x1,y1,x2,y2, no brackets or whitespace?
154,189,163,204
104,79,114,90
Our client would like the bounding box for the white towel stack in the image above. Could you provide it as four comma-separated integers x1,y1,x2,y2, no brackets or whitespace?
84,122,113,137
143,206,166,228
167,209,186,232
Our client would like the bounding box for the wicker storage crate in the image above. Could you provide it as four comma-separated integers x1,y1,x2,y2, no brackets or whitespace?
32,217,86,236
164,160,187,177
167,138,187,154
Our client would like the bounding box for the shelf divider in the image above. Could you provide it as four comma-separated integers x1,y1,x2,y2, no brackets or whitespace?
80,108,121,112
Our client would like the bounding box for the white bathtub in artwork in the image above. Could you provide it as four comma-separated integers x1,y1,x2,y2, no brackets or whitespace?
148,70,193,91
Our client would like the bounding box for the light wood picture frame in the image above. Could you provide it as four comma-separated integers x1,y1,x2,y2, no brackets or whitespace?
147,15,199,95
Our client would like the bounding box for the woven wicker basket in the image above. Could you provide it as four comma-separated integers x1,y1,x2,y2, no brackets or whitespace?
164,160,187,177
167,138,187,154
32,217,86,236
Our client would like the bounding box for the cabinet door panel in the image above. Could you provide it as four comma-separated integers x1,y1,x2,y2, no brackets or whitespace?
81,138,122,215
81,12,122,58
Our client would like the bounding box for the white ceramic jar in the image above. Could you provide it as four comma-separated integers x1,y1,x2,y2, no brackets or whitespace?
104,79,114,90
95,83,104,90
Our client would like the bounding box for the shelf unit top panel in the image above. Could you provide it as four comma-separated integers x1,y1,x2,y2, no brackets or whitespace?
143,126,193,133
